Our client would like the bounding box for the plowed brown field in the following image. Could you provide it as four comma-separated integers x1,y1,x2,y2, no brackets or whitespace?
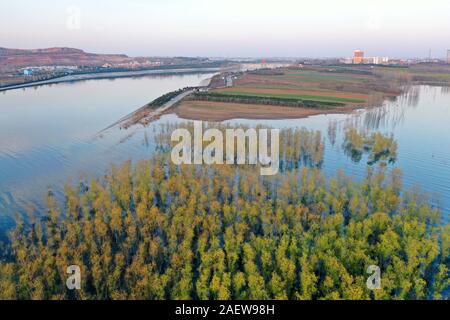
172,100,357,121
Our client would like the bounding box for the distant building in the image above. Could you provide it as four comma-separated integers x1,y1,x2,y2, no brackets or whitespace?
447,50,450,64
23,69,33,76
341,57,353,64
371,56,390,65
345,51,390,65
353,50,364,64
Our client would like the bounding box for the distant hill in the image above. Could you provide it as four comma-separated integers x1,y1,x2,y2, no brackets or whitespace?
0,47,132,70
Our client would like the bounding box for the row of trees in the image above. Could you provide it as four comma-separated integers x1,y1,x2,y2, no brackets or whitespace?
189,92,344,109
0,126,448,300
148,87,193,108
155,123,325,171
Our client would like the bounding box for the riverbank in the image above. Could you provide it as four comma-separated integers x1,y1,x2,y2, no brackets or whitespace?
170,100,359,121
161,65,450,122
116,88,198,129
0,67,222,92
102,77,216,131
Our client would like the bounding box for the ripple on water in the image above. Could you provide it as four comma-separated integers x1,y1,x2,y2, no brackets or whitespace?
0,84,449,227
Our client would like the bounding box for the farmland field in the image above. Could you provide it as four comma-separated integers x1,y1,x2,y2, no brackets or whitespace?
173,64,450,122
212,89,367,103
230,67,406,99
172,100,356,121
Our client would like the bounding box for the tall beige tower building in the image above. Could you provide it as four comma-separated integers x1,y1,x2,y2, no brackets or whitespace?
353,50,364,64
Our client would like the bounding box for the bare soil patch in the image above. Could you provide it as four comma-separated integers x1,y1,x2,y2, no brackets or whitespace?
171,100,357,122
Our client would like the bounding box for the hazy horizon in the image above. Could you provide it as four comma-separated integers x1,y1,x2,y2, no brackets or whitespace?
1,0,450,58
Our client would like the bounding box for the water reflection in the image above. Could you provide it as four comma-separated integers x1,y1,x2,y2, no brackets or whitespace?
440,85,450,95
227,85,450,219
0,73,216,229
341,85,422,132
0,84,449,229
327,120,338,146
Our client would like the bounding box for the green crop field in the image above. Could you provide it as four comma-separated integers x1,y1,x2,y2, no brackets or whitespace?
279,71,367,82
212,90,367,104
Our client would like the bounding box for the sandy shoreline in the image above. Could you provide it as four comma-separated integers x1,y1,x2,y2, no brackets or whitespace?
169,100,359,122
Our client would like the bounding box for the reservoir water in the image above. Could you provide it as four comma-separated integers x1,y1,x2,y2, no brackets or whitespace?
0,72,216,229
0,75,449,231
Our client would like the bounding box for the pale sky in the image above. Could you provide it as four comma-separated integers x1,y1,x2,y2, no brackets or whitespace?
1,0,450,58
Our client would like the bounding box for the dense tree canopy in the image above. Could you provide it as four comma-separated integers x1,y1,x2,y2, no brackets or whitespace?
0,125,448,300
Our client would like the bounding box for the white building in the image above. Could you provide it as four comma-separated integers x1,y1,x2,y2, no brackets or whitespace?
371,57,389,65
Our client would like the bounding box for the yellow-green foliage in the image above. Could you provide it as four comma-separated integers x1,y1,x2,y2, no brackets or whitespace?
344,127,398,165
0,126,447,300
0,157,447,300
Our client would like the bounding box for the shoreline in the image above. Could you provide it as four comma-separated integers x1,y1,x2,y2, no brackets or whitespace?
102,88,198,132
0,67,221,92
105,64,450,126
168,100,360,122
100,76,217,132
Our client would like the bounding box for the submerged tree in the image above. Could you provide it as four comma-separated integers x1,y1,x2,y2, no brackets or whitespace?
343,126,398,165
0,125,447,300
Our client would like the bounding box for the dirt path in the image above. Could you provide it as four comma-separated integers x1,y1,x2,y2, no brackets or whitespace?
100,89,196,134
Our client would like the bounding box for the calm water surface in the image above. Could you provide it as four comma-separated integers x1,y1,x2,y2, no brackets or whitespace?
227,86,450,220
0,73,215,228
0,78,449,230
